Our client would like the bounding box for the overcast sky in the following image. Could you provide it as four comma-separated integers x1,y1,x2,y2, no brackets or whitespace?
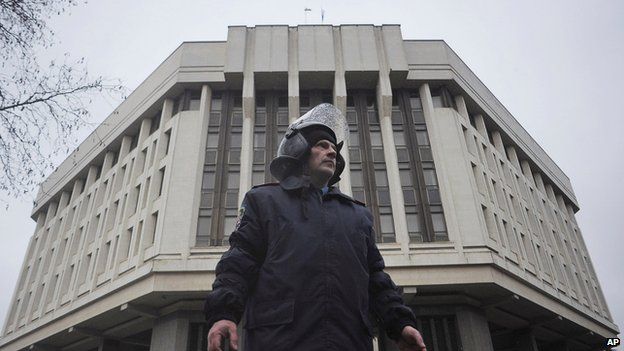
1,0,622,346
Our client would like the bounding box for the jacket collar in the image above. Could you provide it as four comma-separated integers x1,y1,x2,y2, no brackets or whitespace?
279,176,363,205
279,175,311,191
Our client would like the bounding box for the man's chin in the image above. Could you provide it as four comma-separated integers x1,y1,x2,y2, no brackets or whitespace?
320,166,335,177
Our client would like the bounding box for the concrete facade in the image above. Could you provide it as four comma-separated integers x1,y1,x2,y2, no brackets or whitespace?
1,25,618,351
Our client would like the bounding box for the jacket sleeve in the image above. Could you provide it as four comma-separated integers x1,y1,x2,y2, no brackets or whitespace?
366,211,418,341
203,192,267,328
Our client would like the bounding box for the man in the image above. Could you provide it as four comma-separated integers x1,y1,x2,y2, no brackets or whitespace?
204,104,427,351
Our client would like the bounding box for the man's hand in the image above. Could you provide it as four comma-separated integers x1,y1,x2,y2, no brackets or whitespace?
397,325,427,351
207,320,238,351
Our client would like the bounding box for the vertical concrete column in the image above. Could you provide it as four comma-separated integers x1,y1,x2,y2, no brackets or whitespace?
333,26,352,196
102,151,116,175
492,131,505,153
419,84,435,121
506,146,522,171
473,114,488,139
137,118,152,148
58,190,70,210
34,211,47,233
516,329,540,351
159,86,209,255
44,202,58,228
186,85,212,249
118,135,133,163
288,27,300,123
130,119,152,182
156,99,175,160
161,98,175,124
85,165,99,190
520,161,535,186
455,306,494,351
418,83,475,250
454,95,470,123
376,76,409,253
239,29,256,204
150,314,190,351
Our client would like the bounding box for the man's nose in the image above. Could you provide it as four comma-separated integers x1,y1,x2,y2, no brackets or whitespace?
327,148,336,159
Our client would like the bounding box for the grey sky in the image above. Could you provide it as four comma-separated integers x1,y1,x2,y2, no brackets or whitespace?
1,0,622,345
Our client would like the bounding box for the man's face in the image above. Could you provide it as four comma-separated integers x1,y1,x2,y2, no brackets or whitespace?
307,139,337,182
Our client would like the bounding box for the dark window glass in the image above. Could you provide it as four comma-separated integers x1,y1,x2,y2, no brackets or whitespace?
253,150,265,164
255,112,266,125
278,96,288,107
403,190,416,205
256,96,266,107
202,173,215,190
230,132,242,147
391,110,402,124
299,95,310,108
277,111,289,125
378,190,391,206
432,213,447,232
226,192,238,208
201,192,213,207
205,150,217,165
232,112,243,126
349,132,359,146
346,111,357,124
229,150,240,164
367,111,378,124
423,170,438,186
415,131,430,145
372,149,385,163
233,96,242,107
412,110,425,123
188,91,202,111
349,149,361,163
427,188,441,204
351,170,363,187
375,170,388,186
209,112,221,125
419,147,433,161
197,217,211,236
396,148,409,162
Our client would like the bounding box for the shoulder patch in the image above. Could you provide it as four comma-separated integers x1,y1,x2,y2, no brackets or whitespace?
234,205,246,230
251,182,280,189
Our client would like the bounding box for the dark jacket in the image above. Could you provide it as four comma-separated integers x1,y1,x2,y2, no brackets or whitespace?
204,179,416,351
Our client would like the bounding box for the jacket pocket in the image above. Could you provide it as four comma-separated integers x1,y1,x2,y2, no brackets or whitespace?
245,298,295,329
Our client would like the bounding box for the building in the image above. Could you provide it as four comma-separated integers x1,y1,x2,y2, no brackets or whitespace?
0,25,619,351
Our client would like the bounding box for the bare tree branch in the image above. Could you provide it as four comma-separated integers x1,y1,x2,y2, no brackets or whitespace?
0,0,125,201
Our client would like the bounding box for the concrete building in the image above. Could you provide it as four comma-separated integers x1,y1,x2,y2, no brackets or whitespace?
0,25,619,351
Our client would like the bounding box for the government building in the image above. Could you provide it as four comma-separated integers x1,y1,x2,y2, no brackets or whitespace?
1,25,619,351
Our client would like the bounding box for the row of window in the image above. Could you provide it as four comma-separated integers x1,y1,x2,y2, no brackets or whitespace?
196,89,448,246
7,101,175,331
461,109,608,317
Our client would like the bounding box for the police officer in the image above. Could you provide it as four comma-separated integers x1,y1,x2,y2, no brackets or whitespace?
204,104,427,351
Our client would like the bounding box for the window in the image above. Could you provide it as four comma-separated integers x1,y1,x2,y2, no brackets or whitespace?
393,90,447,242
347,91,396,242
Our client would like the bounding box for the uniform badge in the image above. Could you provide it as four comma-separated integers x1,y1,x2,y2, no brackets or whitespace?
234,205,246,230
